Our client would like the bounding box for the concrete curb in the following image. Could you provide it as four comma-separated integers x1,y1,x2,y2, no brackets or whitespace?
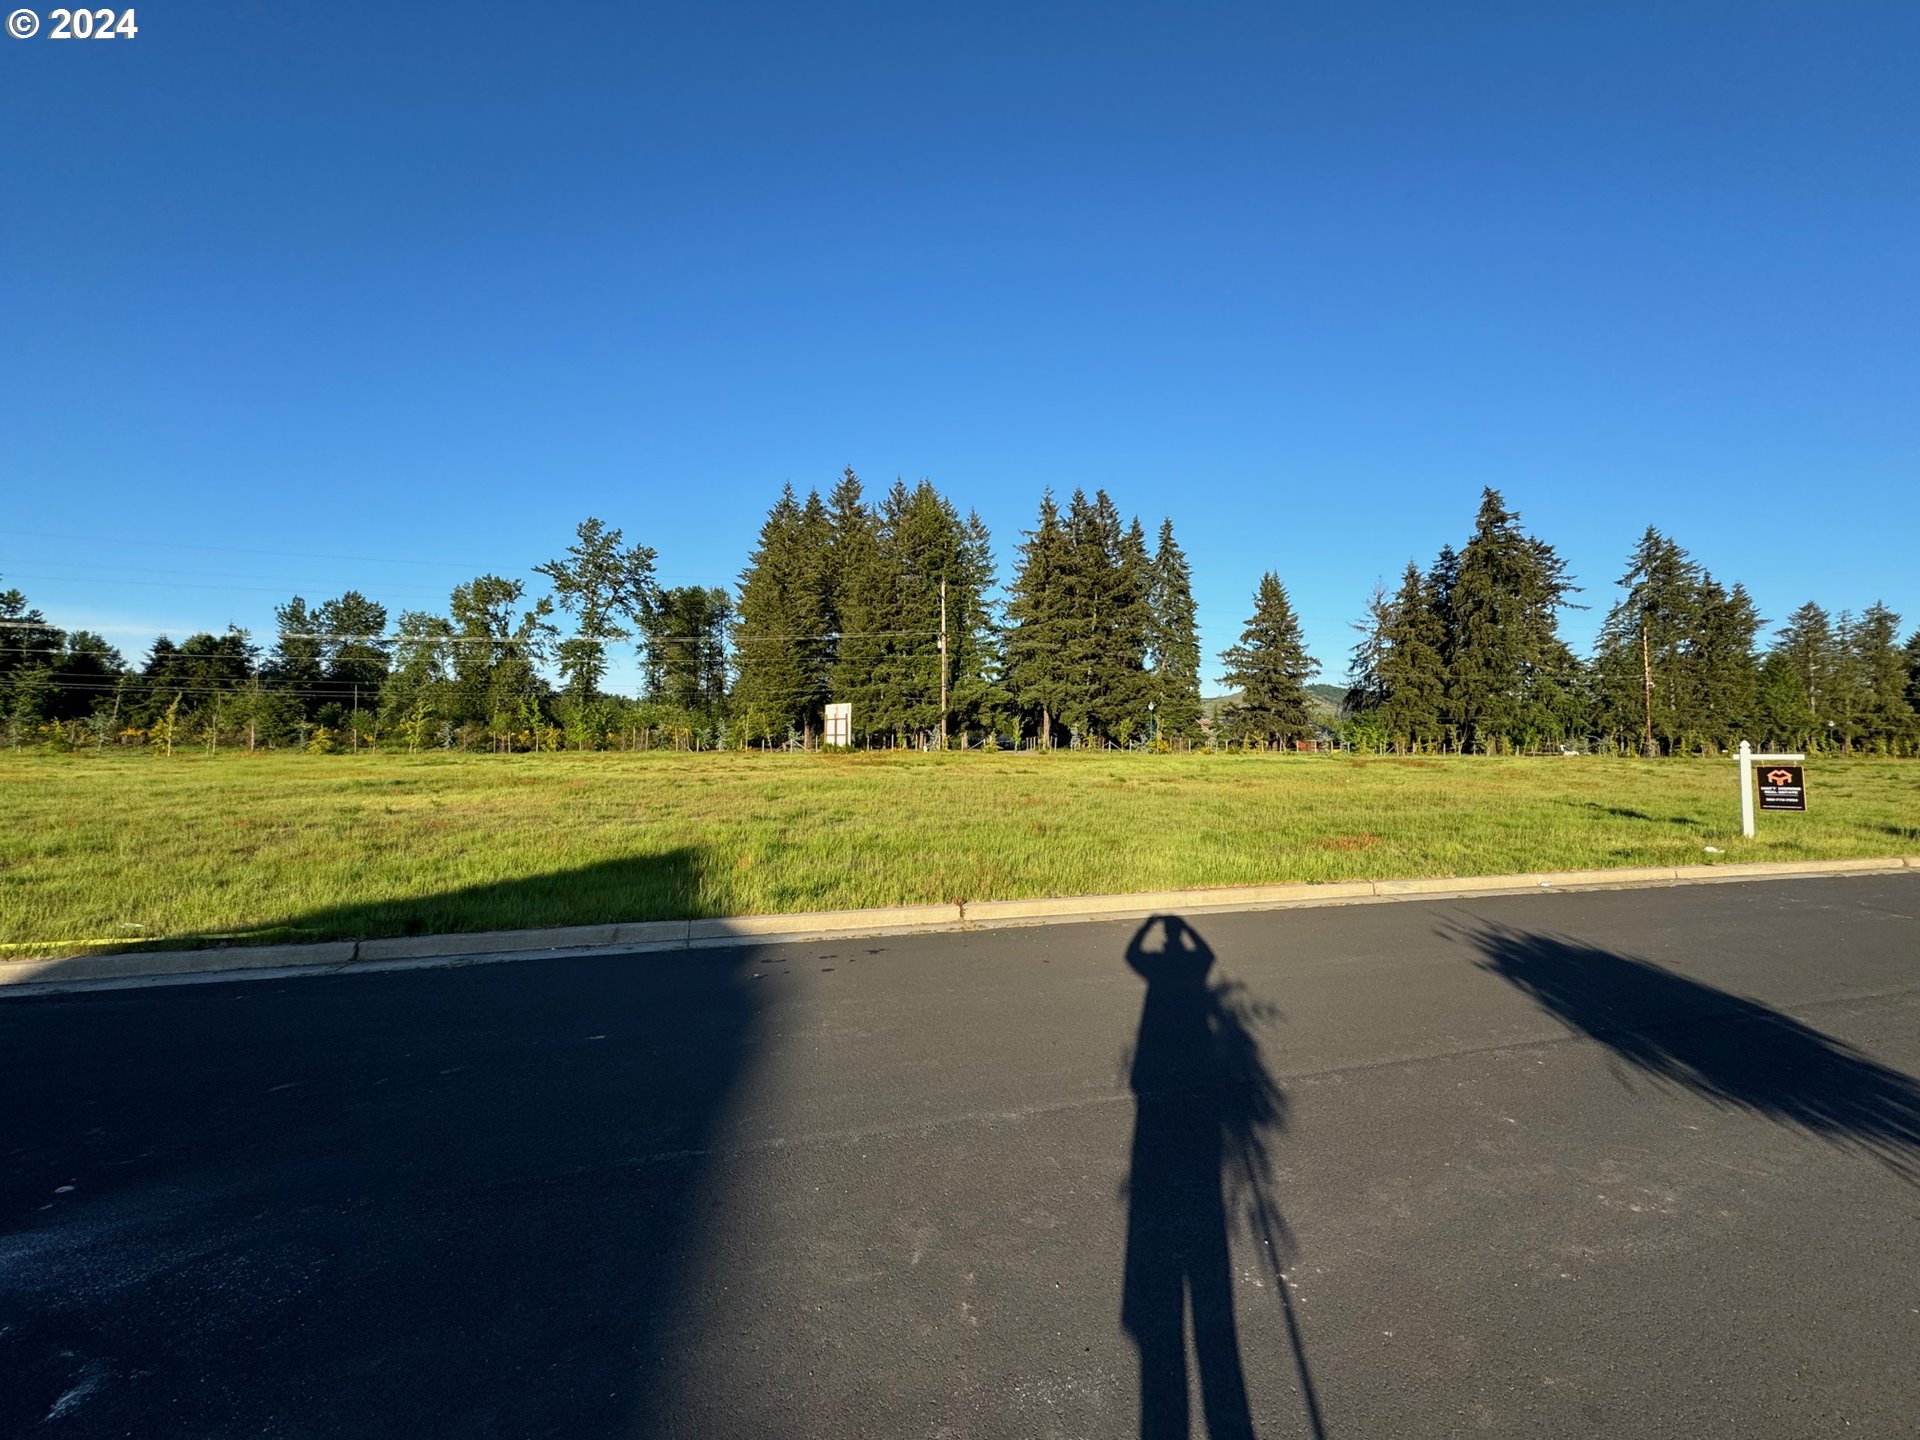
4,855,1915,995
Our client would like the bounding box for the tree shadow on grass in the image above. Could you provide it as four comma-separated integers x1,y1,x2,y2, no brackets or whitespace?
1576,801,1702,828
280,848,715,939
0,848,759,1438
1121,915,1326,1440
50,849,718,955
1453,920,1920,1180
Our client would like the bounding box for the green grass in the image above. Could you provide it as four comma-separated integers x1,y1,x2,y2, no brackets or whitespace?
2,750,1916,957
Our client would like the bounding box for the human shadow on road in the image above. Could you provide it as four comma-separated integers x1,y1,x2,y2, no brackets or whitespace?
1458,920,1920,1179
0,848,761,1439
1121,914,1325,1440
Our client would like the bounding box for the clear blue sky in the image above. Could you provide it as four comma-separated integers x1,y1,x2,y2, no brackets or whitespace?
4,1,1916,693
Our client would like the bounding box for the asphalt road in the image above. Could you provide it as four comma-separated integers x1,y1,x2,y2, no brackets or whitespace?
4,875,1918,1439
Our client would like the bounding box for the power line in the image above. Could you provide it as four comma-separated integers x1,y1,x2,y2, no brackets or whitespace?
0,620,939,646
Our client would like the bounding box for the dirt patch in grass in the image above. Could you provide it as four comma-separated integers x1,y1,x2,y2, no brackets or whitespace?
1317,833,1382,851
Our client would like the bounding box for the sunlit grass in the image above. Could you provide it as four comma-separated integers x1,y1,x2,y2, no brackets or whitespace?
2,750,1915,956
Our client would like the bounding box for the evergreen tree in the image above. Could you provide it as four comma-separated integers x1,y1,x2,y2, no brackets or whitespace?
44,631,127,723
1103,513,1156,743
0,578,74,738
264,596,325,715
1003,492,1073,747
826,473,895,745
1376,562,1449,751
1691,577,1762,751
1218,573,1319,747
1425,545,1461,750
0,577,62,681
1827,610,1867,752
732,485,832,743
1592,527,1704,755
135,630,258,741
1345,582,1391,718
1051,489,1153,746
950,508,1004,739
535,518,657,704
643,586,733,718
1760,602,1835,749
1905,628,1920,714
1448,489,1579,753
871,480,994,745
1147,518,1203,743
1850,602,1917,754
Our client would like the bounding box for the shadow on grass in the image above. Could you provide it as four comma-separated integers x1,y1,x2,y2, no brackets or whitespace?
1454,920,1920,1180
0,848,761,1438
1121,915,1326,1439
1577,801,1702,827
283,848,712,939
44,849,715,955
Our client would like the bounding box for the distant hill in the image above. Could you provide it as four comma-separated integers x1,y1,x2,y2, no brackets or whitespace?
1306,683,1348,719
1201,683,1348,726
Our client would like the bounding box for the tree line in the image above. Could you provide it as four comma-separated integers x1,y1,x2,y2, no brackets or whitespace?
1342,492,1919,755
3,481,1917,754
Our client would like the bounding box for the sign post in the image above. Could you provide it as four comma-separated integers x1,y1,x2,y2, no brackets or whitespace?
1737,740,1806,838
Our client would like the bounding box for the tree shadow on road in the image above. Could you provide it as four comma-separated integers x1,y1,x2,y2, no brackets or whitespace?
0,847,760,1439
1121,914,1326,1440
1455,920,1920,1180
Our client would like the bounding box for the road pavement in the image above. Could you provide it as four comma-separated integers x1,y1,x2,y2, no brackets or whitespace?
4,874,1918,1438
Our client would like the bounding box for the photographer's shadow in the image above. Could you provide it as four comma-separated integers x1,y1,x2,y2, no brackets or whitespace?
1120,915,1322,1440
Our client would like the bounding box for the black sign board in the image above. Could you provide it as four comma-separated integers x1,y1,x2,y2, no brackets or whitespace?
1756,765,1806,811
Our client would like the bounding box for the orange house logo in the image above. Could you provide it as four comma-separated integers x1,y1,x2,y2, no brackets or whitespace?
1766,769,1795,785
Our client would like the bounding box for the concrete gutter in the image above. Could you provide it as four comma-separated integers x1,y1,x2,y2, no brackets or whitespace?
4,855,1915,996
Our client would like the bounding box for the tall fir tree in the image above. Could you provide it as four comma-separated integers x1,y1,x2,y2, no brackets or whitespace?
1592,527,1704,755
1218,573,1319,747
873,480,995,744
1345,583,1392,718
1760,601,1835,749
1375,562,1449,751
1052,489,1154,745
1691,576,1762,752
826,472,895,744
1425,545,1461,750
1147,518,1203,743
1905,627,1920,715
732,485,831,743
1104,513,1156,743
1849,602,1917,753
1002,491,1074,747
1447,489,1580,753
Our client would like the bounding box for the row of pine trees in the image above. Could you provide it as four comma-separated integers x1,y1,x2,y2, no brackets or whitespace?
3,479,1917,754
1343,493,1918,755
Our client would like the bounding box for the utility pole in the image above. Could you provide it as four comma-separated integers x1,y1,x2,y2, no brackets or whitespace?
938,578,949,751
353,683,360,753
1641,623,1656,757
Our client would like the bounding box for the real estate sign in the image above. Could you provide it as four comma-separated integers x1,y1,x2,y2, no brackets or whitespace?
1756,765,1806,812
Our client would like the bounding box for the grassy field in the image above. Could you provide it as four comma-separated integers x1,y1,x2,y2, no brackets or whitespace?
2,750,1916,956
